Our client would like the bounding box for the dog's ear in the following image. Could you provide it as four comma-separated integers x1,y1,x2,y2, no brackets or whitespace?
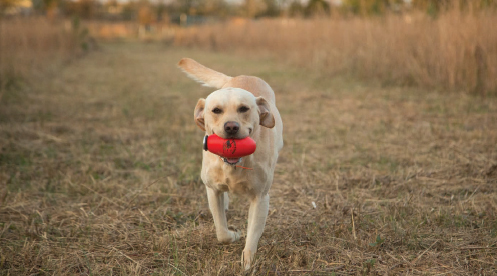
256,97,275,128
194,98,206,131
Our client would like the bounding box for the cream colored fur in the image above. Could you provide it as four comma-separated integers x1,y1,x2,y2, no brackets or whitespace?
178,58,283,270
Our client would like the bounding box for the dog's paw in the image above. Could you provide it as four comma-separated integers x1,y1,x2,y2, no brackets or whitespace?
241,249,254,271
218,226,241,244
228,226,242,241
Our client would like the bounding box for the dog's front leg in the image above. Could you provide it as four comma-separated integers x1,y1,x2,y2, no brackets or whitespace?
206,187,241,244
242,193,269,270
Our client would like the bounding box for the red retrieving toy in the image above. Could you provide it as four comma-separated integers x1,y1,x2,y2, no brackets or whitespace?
203,134,257,158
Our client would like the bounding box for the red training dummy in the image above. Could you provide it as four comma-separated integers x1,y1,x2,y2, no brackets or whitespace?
203,134,256,158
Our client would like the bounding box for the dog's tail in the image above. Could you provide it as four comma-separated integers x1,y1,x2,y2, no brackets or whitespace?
177,58,232,89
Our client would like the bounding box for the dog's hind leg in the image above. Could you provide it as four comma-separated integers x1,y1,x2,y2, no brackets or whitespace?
242,193,270,270
206,187,241,244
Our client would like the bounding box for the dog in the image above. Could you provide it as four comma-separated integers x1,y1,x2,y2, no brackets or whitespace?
177,58,283,270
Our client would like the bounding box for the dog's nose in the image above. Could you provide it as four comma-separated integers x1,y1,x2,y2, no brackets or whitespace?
224,121,240,135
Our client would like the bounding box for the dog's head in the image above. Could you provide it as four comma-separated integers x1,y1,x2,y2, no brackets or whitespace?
194,88,275,139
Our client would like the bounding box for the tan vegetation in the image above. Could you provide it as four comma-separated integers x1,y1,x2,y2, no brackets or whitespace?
174,9,497,96
0,17,88,93
86,21,138,39
1,42,496,275
85,21,177,42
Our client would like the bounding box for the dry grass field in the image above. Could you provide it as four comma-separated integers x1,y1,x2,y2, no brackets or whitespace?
0,17,91,93
1,40,496,275
174,10,497,96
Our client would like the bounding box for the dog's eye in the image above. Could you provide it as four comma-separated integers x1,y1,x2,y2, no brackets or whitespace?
212,108,222,114
238,106,250,113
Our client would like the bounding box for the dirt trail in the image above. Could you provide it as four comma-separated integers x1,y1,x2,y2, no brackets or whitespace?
1,42,496,275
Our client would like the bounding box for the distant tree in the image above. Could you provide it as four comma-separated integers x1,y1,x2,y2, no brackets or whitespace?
155,0,167,21
23,0,60,18
409,0,492,16
174,0,199,15
305,0,330,17
64,0,97,19
288,0,304,17
138,5,153,25
242,0,280,18
0,0,21,12
121,1,137,20
261,0,281,17
243,0,259,17
344,0,407,15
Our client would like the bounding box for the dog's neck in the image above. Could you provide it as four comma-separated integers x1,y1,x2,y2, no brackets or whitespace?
214,153,254,171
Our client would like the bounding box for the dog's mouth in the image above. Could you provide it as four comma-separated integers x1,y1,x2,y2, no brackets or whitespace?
222,134,247,139
212,130,250,140
223,157,241,165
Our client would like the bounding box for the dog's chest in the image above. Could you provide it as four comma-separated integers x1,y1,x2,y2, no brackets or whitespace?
203,166,254,195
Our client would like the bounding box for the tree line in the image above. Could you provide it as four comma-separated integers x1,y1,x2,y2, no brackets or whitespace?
1,0,495,21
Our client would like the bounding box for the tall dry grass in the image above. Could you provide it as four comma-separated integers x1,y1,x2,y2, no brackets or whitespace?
0,17,86,92
174,10,497,95
1,43,496,274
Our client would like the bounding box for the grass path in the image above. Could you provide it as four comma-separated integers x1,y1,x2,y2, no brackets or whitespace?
1,42,496,275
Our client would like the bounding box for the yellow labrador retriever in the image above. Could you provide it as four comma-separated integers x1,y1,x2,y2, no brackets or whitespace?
178,58,283,270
